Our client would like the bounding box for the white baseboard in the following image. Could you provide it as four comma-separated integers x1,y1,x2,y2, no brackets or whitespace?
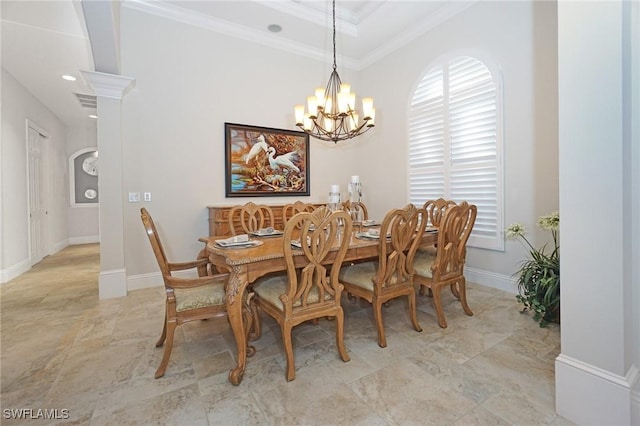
127,271,163,291
99,269,127,299
51,239,68,254
69,235,100,245
556,354,639,425
0,258,31,284
465,266,517,294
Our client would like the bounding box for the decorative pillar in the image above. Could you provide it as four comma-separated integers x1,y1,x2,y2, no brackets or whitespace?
81,71,135,299
557,1,639,424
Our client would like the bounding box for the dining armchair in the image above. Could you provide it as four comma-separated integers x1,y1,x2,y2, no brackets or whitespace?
140,208,254,378
281,201,317,225
342,200,369,221
412,201,477,328
338,204,427,348
250,207,352,381
228,202,275,235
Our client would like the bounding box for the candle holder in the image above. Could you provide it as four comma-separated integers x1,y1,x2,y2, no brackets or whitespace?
348,182,362,203
328,185,341,212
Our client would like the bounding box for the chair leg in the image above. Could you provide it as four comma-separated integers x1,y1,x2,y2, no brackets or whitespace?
155,306,168,347
334,308,350,362
432,286,448,328
373,299,387,348
450,282,460,299
249,297,262,341
458,277,474,317
155,319,177,378
408,290,423,333
282,323,296,381
243,297,256,358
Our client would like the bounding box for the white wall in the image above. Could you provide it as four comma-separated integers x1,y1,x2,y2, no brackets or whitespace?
361,1,559,289
1,68,70,282
119,2,559,293
66,125,99,244
120,7,366,280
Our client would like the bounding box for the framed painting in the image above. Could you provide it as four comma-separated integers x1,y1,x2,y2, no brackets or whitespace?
225,122,310,197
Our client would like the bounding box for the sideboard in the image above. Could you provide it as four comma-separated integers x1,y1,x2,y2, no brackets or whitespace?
207,202,325,236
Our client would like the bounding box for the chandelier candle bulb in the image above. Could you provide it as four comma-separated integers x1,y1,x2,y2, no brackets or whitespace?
307,96,318,118
295,105,305,125
362,98,374,119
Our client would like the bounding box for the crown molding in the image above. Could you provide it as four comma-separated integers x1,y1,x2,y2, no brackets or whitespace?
123,0,477,71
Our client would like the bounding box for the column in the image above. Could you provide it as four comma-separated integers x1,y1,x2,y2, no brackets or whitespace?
557,1,639,424
81,71,135,299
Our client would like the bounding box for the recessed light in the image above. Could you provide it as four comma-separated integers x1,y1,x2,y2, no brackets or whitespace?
89,114,98,119
267,24,282,33
62,74,76,81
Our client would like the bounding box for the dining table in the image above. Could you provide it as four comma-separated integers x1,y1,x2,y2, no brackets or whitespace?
206,226,438,385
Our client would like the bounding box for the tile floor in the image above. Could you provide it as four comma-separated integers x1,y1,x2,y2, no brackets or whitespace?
0,244,573,425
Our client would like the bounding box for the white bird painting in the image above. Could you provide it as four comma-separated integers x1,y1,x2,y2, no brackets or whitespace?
245,134,269,164
266,146,300,173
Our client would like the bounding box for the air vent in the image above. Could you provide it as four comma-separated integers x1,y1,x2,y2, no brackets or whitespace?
74,93,97,108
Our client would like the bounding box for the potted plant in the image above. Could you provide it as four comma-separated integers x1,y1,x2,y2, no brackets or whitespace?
506,211,560,327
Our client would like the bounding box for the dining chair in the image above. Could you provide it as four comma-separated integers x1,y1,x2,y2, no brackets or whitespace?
342,200,369,221
250,207,352,381
281,201,317,225
140,208,254,378
228,202,275,235
424,198,457,228
338,204,427,348
412,201,477,328
418,198,457,257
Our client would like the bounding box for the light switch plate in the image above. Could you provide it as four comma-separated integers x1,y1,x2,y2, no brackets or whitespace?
128,192,140,202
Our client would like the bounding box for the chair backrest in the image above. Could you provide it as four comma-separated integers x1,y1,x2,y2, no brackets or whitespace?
342,200,369,221
423,198,457,228
282,201,317,225
140,208,171,277
431,201,477,280
228,202,275,235
281,206,352,314
374,204,427,290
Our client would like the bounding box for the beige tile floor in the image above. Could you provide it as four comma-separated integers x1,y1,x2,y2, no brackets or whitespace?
0,244,573,425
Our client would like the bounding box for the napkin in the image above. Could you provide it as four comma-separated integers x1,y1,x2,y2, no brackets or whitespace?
217,234,249,246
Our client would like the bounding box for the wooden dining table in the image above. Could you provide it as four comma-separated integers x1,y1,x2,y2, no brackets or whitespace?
206,228,438,385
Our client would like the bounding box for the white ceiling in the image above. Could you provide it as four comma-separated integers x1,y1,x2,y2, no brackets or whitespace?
1,0,475,128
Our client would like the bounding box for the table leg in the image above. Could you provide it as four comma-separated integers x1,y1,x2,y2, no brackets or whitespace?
226,264,249,385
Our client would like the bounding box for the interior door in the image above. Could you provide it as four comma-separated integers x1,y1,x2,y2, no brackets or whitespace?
27,124,49,264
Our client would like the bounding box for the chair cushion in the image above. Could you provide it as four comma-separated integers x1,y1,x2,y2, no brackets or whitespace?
253,275,332,311
417,245,437,256
174,282,226,312
413,250,436,278
338,261,377,291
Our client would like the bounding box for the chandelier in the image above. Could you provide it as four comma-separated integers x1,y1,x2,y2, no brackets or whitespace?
294,0,375,143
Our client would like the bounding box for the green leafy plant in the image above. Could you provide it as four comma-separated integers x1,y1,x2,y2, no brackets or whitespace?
506,211,560,327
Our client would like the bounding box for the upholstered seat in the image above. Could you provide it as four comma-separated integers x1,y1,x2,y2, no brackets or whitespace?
251,207,352,381
339,204,427,348
413,201,477,328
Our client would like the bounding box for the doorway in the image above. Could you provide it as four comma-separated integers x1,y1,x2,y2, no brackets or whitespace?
27,121,50,265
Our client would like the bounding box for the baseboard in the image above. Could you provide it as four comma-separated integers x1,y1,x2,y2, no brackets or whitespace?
127,271,163,291
465,266,517,294
99,269,127,299
556,354,639,425
69,235,100,245
51,239,68,254
0,258,31,284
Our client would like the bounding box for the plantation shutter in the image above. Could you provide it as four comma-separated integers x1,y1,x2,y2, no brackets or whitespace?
409,56,503,250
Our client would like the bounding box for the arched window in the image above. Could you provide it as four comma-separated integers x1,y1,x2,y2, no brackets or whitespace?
408,55,503,250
